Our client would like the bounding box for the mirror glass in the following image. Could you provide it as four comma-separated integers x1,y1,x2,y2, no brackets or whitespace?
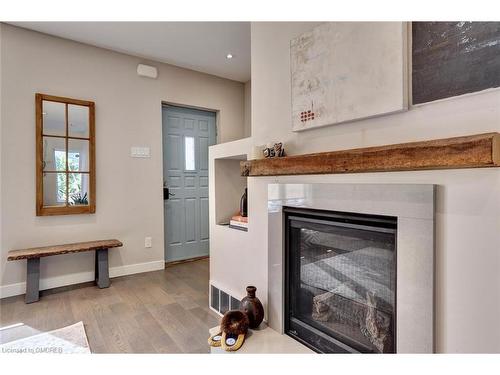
37,94,95,215
68,139,89,172
42,101,66,136
68,104,89,138
43,136,66,171
43,172,66,206
68,173,90,205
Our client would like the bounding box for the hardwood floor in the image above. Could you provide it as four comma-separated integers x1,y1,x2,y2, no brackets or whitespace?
0,259,220,353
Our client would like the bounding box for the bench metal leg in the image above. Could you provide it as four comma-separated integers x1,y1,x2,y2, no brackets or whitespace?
95,249,110,289
26,258,40,304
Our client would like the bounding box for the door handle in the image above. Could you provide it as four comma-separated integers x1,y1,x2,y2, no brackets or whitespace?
164,187,176,200
164,187,175,200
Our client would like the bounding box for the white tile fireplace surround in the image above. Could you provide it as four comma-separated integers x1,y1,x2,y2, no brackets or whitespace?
268,183,435,353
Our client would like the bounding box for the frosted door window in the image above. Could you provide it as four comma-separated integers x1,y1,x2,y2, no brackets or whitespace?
184,136,195,171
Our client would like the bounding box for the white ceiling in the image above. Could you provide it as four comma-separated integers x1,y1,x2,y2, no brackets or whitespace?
11,22,251,82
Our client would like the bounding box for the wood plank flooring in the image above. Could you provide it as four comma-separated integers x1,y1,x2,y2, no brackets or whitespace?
0,259,220,353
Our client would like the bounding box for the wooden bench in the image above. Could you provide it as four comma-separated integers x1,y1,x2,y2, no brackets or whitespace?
7,239,123,304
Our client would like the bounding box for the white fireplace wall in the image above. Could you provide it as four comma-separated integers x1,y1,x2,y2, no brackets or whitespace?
209,22,500,353
268,183,435,353
250,22,499,353
245,170,500,354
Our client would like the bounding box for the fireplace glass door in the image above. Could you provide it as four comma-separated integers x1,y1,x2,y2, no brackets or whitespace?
285,208,397,353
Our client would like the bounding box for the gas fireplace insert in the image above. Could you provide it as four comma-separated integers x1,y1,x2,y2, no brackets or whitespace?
284,207,397,353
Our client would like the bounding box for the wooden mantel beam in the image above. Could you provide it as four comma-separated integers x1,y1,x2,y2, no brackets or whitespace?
241,133,500,177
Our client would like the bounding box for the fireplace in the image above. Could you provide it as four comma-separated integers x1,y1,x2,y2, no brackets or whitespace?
284,207,397,353
268,183,435,353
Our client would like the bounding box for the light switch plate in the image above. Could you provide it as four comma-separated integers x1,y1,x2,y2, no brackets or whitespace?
131,147,151,158
144,237,152,248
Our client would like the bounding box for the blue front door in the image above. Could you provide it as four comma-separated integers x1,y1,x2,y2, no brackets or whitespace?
162,105,216,262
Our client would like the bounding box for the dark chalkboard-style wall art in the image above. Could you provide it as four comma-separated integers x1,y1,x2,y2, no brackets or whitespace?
412,22,500,104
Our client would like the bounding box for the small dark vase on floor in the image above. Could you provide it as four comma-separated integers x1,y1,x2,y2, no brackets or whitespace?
240,188,248,217
240,286,264,329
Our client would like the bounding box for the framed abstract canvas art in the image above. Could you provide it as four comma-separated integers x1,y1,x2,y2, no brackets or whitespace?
290,22,409,131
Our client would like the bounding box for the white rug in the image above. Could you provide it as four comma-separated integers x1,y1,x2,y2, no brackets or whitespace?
0,321,91,354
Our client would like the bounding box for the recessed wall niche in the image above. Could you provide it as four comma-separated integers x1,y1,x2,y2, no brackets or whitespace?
214,155,248,226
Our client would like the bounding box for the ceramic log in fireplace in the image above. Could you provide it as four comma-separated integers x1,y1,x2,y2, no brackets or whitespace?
284,207,397,353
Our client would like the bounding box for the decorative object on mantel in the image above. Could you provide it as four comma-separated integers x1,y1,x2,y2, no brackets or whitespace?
208,310,250,351
263,142,286,158
263,145,273,158
290,22,408,132
239,188,248,217
273,142,285,157
240,286,265,329
241,132,500,177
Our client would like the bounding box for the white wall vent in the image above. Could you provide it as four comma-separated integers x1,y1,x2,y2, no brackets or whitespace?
210,284,241,316
137,64,158,79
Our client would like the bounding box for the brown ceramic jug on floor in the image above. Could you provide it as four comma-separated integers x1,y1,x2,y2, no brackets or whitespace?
240,286,264,329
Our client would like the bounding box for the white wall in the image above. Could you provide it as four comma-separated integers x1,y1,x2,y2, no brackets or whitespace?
244,81,251,137
210,22,500,353
208,138,255,303
0,24,245,295
0,24,3,289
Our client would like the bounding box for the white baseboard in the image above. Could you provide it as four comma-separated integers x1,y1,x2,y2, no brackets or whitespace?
108,260,164,278
0,260,165,299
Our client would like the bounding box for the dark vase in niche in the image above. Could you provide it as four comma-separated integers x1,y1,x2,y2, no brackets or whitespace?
240,286,264,329
240,187,248,217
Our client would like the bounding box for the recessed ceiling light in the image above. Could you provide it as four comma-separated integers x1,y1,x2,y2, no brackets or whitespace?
226,53,233,60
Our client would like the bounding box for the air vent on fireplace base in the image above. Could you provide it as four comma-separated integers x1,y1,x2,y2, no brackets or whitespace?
210,283,241,316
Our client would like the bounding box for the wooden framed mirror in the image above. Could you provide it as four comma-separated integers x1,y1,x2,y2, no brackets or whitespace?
36,93,95,216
